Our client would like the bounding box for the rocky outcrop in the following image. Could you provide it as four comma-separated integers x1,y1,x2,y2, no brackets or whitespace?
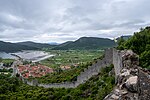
125,76,138,92
138,68,150,100
105,49,150,100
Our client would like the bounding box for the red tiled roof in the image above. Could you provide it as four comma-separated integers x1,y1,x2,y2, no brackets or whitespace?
18,64,53,79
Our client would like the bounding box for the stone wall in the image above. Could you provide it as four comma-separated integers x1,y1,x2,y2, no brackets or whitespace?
14,48,113,88
13,48,150,99
13,48,132,89
113,49,123,77
105,49,150,100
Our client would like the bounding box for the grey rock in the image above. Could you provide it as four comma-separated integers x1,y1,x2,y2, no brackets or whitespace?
125,76,138,92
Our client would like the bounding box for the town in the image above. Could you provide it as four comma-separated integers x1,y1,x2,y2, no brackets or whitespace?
17,64,54,78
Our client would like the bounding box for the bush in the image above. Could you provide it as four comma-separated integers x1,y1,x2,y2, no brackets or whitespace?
117,26,150,69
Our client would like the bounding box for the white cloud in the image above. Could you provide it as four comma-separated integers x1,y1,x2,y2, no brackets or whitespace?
0,0,150,43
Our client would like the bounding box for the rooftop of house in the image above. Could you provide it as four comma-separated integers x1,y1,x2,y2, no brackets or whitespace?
60,65,71,70
18,64,53,78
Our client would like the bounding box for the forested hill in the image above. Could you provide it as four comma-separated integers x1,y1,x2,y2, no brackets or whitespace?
18,41,56,49
0,41,37,53
0,41,55,53
52,37,116,50
0,37,116,52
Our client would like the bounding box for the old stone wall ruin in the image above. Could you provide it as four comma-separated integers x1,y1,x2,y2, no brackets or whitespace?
105,49,150,100
13,48,150,100
14,48,113,88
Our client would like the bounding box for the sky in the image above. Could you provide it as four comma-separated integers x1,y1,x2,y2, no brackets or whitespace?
0,0,150,43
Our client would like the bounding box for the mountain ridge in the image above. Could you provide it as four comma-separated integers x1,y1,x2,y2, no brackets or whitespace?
52,37,116,50
0,37,116,52
0,41,38,53
18,41,56,49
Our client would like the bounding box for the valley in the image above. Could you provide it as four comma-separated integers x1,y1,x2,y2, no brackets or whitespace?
0,27,150,100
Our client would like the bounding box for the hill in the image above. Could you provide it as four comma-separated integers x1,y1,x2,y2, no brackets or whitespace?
18,41,56,49
0,41,37,53
0,41,56,53
0,37,116,52
52,37,116,50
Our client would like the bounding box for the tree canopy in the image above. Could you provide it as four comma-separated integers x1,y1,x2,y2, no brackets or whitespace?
117,26,150,69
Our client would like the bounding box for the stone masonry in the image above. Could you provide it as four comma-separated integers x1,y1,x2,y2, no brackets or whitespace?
104,49,150,100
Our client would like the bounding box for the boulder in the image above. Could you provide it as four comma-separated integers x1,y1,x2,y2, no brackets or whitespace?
120,68,130,77
125,76,138,92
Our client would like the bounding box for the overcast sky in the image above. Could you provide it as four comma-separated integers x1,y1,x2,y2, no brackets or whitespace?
0,0,150,43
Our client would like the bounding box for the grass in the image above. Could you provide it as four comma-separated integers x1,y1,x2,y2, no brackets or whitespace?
40,50,104,69
34,50,104,83
1,59,14,64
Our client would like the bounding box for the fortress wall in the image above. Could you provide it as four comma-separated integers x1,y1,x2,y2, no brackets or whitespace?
112,48,126,80
17,48,115,88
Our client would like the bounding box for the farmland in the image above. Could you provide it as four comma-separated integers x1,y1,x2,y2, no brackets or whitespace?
35,50,104,83
40,50,104,69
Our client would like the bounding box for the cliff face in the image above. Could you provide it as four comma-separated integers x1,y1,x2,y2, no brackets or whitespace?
105,49,150,100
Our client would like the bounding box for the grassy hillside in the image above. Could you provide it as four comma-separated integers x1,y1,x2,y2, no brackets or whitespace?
53,37,116,50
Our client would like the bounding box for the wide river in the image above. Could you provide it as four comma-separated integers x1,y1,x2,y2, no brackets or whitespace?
0,51,54,62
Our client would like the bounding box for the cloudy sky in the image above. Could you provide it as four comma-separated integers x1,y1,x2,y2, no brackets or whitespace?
0,0,150,43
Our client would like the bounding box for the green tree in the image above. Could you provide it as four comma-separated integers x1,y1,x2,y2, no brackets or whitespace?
0,57,2,62
117,26,150,69
140,51,150,69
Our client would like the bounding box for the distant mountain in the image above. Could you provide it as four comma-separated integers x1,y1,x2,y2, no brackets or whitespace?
0,41,37,53
52,37,116,50
0,41,56,53
116,35,132,41
53,41,73,50
18,41,56,49
48,42,60,45
0,37,116,52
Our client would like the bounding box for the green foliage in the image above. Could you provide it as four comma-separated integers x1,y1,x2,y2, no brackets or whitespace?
117,26,150,69
0,65,115,100
117,37,126,50
0,57,2,62
140,50,150,69
1,59,14,64
0,68,13,73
